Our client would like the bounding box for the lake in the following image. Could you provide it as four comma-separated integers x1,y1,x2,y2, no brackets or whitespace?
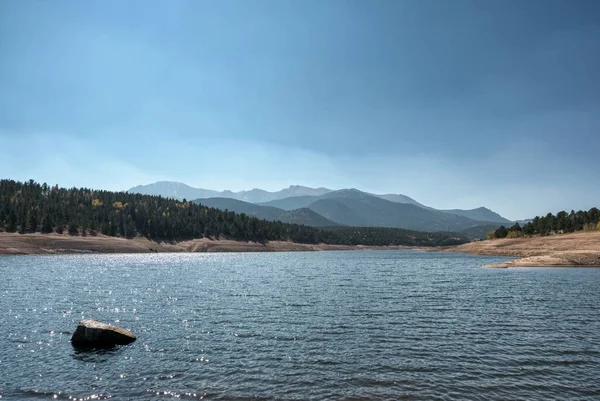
1,251,599,400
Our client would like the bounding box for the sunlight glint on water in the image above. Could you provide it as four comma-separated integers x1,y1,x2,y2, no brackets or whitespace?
1,251,599,400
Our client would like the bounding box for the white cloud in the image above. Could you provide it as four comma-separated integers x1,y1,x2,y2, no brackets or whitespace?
1,128,598,221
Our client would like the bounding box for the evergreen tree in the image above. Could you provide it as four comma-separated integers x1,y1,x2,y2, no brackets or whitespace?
7,210,17,233
41,216,54,234
29,209,39,233
90,220,98,236
494,226,508,238
0,179,479,247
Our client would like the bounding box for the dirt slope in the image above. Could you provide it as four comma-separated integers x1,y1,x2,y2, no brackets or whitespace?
0,233,401,255
447,231,600,267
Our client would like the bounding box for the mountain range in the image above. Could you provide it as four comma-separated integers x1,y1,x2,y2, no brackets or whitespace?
128,182,332,203
193,197,339,227
128,181,512,235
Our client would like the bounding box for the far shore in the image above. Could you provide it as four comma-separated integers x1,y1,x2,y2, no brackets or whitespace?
2,231,599,268
443,231,600,268
0,232,422,255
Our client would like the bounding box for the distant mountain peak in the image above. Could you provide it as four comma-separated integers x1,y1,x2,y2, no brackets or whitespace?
375,193,427,208
194,197,338,227
128,181,333,204
442,207,512,224
127,181,512,227
331,188,365,196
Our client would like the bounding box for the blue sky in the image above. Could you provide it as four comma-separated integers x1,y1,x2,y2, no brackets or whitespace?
1,0,599,220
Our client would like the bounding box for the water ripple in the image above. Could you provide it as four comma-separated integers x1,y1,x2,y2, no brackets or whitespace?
1,252,599,400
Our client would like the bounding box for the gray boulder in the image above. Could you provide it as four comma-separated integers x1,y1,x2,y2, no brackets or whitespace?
71,319,136,346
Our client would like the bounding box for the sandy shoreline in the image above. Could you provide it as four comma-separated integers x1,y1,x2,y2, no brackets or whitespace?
443,231,600,268
0,233,420,255
2,232,599,268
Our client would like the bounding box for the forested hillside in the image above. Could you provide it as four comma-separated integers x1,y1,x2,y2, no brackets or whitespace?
442,207,511,224
0,180,469,247
257,189,503,232
193,197,338,227
488,208,600,239
132,181,513,231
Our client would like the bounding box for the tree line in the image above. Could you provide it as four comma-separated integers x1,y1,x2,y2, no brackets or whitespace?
487,208,600,239
0,179,469,247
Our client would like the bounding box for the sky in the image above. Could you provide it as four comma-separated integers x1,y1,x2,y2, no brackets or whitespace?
0,0,599,220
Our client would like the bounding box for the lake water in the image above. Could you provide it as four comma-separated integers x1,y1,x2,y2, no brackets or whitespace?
1,251,600,400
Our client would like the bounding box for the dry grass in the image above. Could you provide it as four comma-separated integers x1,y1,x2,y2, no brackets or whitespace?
3,232,599,267
0,233,418,255
446,231,600,267
0,233,182,255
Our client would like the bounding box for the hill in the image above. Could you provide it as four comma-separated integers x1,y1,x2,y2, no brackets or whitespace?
262,189,495,232
380,195,512,224
376,193,427,208
460,223,503,239
128,181,221,200
195,198,284,221
442,207,512,224
308,199,370,227
128,181,332,203
129,181,437,211
313,189,489,231
0,179,468,247
448,231,600,268
198,192,495,232
195,198,338,227
259,190,429,211
259,195,323,210
449,207,600,266
129,181,512,230
278,208,339,227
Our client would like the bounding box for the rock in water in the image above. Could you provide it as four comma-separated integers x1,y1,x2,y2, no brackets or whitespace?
71,319,136,346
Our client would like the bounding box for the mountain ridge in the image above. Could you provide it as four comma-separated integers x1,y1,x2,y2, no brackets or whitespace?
296,189,493,232
194,189,506,233
441,207,512,224
128,181,333,203
129,181,512,229
194,197,338,227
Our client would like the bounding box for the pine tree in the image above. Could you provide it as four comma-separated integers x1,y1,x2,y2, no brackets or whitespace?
7,210,17,232
41,216,54,234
